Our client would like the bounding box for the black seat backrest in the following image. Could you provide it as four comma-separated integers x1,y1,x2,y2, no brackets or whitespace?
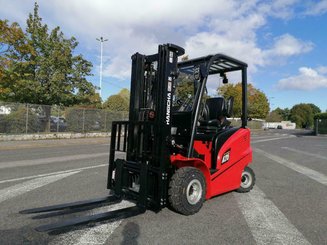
211,127,239,170
203,97,226,121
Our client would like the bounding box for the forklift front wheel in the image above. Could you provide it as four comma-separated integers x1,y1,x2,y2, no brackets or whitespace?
236,166,255,193
168,167,206,215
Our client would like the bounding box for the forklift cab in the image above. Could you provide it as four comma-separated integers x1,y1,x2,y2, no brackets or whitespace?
172,54,248,158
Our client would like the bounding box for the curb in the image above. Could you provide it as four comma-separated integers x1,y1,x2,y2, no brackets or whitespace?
0,132,111,141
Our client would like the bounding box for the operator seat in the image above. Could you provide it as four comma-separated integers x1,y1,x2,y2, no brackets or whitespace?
198,97,238,172
201,97,225,127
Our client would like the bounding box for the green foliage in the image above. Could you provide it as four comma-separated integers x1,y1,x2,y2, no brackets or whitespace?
290,103,314,128
314,113,327,120
266,111,283,122
118,88,130,102
218,83,242,116
174,73,194,106
103,95,129,111
0,3,97,107
287,103,321,129
307,103,321,115
218,83,269,119
0,19,34,101
0,104,38,134
273,107,290,121
103,89,130,111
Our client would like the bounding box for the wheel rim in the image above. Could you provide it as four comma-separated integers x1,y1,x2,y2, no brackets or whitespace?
241,171,252,189
186,179,202,205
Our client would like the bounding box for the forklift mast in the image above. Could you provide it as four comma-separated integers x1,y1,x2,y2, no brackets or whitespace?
108,44,185,210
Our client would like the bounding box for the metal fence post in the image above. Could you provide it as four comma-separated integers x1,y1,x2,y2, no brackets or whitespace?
315,119,318,135
82,109,85,133
104,111,107,131
56,106,60,133
25,103,29,134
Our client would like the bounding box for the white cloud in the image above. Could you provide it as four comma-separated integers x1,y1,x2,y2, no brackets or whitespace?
305,0,327,15
317,66,327,74
277,67,327,90
0,0,314,82
265,34,313,56
184,32,265,71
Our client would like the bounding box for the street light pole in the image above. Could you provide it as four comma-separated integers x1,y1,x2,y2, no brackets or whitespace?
269,96,275,111
96,37,108,99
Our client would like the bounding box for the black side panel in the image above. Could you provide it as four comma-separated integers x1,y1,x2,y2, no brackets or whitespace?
212,127,239,169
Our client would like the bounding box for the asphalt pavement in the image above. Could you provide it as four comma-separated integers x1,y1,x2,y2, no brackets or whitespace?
0,130,326,245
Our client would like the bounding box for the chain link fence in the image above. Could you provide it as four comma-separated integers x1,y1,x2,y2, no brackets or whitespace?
0,101,269,135
0,101,128,134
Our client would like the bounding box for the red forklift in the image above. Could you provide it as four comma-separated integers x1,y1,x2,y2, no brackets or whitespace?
21,43,255,231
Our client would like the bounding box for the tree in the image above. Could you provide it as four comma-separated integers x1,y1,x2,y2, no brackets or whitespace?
218,83,269,119
0,3,98,130
174,73,194,105
117,88,130,103
266,111,283,122
0,20,34,101
290,103,314,128
103,89,130,111
24,3,97,106
289,103,321,129
307,103,321,115
273,107,290,121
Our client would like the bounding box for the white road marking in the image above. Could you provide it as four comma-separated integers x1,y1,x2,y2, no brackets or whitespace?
0,152,109,169
234,186,311,245
281,147,327,161
254,148,327,186
0,164,107,184
0,171,79,204
49,200,135,245
252,136,295,144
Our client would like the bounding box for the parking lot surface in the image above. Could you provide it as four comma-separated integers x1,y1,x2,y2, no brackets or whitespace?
0,130,326,245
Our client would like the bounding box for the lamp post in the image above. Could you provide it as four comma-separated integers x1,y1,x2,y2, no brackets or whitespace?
96,37,108,98
269,96,275,111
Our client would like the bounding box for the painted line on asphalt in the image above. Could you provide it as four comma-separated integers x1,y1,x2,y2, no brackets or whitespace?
234,186,311,245
281,147,327,161
252,136,295,144
0,164,107,184
49,200,135,245
254,148,327,186
0,171,79,204
0,152,109,169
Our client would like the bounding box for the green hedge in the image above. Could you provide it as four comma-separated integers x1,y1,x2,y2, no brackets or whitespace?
315,113,327,134
314,113,327,119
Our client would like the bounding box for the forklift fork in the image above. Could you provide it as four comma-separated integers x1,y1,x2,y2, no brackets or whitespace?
20,195,120,214
20,195,145,232
35,206,145,232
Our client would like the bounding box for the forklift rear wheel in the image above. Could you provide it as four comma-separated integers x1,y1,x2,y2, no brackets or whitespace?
168,167,206,215
236,166,255,193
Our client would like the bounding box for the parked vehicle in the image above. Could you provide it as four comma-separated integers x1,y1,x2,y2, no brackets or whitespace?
50,116,67,132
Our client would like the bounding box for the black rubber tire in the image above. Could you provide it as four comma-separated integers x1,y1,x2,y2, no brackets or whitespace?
168,167,206,215
236,166,255,193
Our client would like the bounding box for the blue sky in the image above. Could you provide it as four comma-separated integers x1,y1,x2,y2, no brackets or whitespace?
1,0,327,111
